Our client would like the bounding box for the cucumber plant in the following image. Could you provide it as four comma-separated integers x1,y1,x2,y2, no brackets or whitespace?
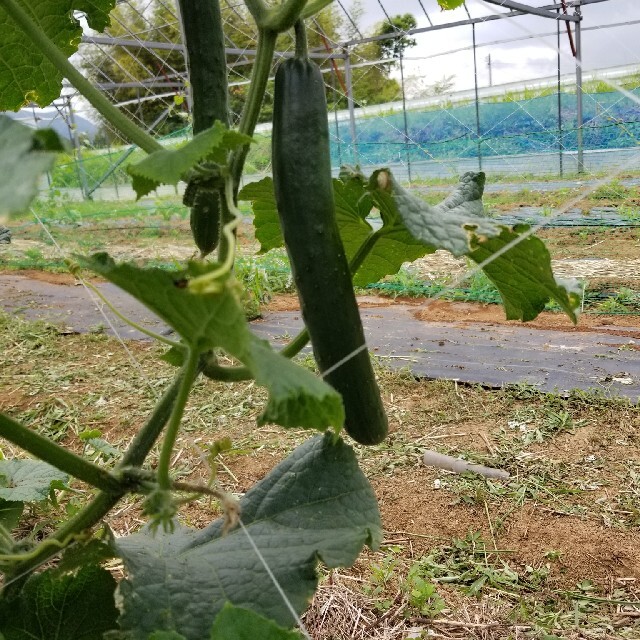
0,0,578,637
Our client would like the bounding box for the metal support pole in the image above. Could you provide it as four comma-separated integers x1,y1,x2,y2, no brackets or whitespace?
67,97,90,200
343,47,358,165
575,6,584,173
332,68,342,167
399,49,411,183
557,10,563,177
471,24,482,171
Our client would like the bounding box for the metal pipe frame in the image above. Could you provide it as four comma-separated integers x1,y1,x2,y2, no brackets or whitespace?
482,0,578,21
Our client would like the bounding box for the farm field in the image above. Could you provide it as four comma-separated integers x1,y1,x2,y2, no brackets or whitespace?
1,175,640,638
1,308,639,639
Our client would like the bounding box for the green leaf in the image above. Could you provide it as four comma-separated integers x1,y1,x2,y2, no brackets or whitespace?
0,565,118,639
376,170,579,322
77,254,344,431
0,0,116,110
377,170,490,257
469,226,581,322
437,0,465,9
238,178,283,253
127,122,251,198
239,176,432,286
210,603,304,639
113,434,382,639
0,459,69,502
148,633,187,640
55,538,115,574
0,116,62,217
0,499,23,532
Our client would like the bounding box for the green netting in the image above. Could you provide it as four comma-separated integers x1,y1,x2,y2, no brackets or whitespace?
330,88,640,166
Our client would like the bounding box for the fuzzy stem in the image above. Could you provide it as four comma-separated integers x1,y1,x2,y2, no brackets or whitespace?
294,19,308,59
0,413,123,494
4,370,185,584
229,28,277,191
0,0,161,154
157,348,200,490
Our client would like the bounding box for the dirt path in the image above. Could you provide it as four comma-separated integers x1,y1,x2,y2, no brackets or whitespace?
2,272,639,400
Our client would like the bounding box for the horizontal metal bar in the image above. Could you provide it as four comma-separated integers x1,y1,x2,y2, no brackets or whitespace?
482,0,578,21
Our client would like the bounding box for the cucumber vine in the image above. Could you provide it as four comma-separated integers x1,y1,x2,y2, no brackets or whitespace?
0,0,578,636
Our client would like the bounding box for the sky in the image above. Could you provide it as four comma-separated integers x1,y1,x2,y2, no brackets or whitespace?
350,0,640,95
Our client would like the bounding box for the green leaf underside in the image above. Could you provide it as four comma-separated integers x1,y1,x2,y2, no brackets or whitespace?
382,171,579,322
77,253,344,431
0,116,62,217
0,459,69,502
113,434,382,639
210,604,304,639
127,122,251,199
0,0,116,111
0,565,118,639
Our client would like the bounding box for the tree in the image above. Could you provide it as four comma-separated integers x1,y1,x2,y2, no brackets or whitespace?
375,13,417,61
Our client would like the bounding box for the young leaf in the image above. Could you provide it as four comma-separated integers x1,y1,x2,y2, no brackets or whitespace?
0,0,116,110
77,254,344,431
113,434,382,639
0,459,69,502
0,564,118,639
210,603,304,639
127,122,251,199
0,116,63,217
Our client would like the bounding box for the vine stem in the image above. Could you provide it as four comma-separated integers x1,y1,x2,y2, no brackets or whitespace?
294,19,308,59
4,370,188,584
229,28,277,191
0,413,123,494
0,0,161,154
157,347,200,490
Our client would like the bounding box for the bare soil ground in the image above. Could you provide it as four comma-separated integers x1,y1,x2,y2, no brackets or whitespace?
2,310,639,639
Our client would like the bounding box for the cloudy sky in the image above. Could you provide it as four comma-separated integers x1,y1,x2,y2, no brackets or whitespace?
349,0,640,94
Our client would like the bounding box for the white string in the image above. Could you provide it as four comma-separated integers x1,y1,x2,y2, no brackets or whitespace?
238,519,313,639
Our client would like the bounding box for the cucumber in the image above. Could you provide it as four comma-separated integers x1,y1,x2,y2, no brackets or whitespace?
178,0,227,256
189,187,220,257
272,54,388,445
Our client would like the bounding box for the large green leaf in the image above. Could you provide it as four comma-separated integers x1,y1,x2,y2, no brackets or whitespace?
77,254,344,431
127,122,251,198
469,226,581,322
0,459,68,502
113,434,382,639
0,116,64,217
377,170,580,322
210,604,304,639
0,0,116,110
239,175,441,287
0,565,118,639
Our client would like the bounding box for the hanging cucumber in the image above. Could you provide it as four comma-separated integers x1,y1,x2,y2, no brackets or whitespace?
271,22,388,445
178,0,227,257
